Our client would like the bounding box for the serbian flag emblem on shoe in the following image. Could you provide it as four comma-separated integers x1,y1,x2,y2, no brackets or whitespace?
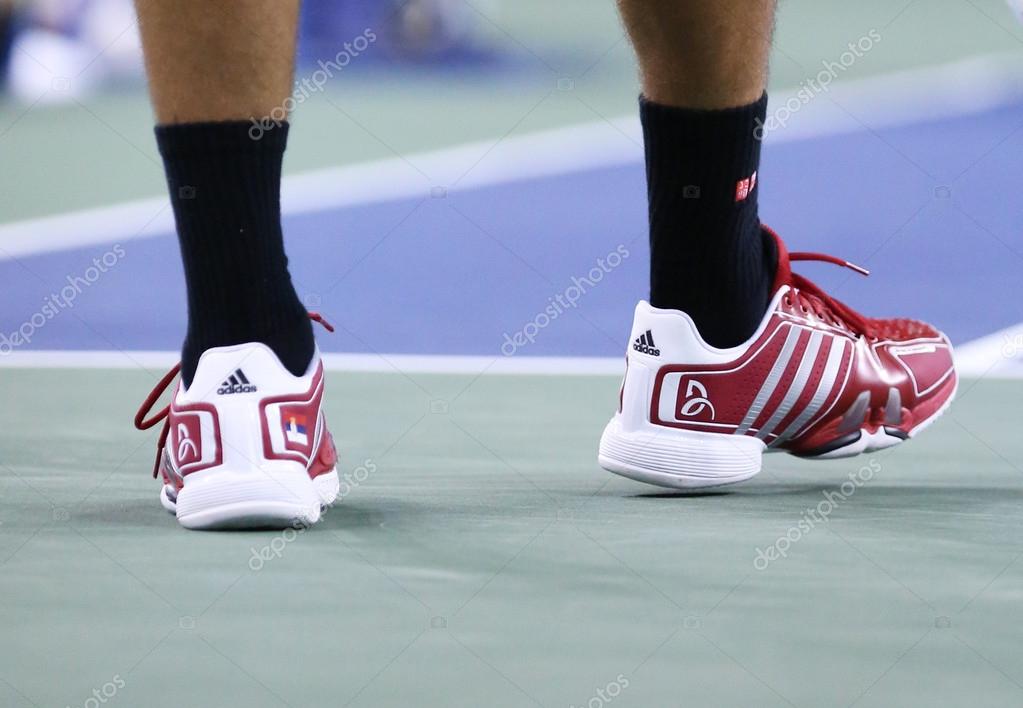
284,414,309,446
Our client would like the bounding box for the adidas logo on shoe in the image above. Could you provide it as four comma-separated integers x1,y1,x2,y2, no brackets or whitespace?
599,227,958,491
632,329,660,356
217,368,257,395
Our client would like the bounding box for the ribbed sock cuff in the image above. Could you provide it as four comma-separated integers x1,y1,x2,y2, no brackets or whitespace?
639,92,767,210
156,120,312,385
156,120,289,156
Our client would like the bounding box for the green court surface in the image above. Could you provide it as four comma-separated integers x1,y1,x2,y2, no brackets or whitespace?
1,370,1021,707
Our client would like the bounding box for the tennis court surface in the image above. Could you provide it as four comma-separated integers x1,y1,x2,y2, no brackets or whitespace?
1,372,1022,707
2,1,1023,706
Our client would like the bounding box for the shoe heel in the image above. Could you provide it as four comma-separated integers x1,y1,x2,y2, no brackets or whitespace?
174,467,329,530
598,416,764,489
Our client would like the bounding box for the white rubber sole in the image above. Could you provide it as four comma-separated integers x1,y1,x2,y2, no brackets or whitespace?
598,417,765,489
162,468,339,531
599,378,957,489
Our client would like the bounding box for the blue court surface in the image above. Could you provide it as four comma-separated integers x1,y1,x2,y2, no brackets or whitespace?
2,100,1021,361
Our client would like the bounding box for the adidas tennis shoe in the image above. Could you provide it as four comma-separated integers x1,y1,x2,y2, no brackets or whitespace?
599,228,957,488
135,314,340,529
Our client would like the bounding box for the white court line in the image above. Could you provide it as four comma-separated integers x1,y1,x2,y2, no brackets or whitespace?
951,322,1023,379
0,340,1020,379
2,53,1023,262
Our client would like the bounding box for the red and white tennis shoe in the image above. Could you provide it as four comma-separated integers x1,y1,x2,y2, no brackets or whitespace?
599,228,957,488
135,314,340,530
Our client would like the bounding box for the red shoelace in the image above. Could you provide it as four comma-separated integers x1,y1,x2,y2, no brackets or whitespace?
134,312,335,479
784,251,874,339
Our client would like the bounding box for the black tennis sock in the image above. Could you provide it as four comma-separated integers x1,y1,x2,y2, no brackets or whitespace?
156,121,313,387
641,92,776,348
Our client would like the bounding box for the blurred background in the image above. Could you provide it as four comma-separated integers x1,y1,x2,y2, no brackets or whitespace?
1,0,1020,218
0,0,1021,368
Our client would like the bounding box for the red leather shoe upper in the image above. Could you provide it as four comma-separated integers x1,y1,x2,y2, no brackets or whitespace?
645,228,956,455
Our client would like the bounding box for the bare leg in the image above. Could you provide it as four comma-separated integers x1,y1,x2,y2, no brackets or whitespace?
135,0,300,123
616,0,776,109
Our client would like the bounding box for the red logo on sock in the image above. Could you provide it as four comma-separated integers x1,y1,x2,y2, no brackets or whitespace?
735,171,757,202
